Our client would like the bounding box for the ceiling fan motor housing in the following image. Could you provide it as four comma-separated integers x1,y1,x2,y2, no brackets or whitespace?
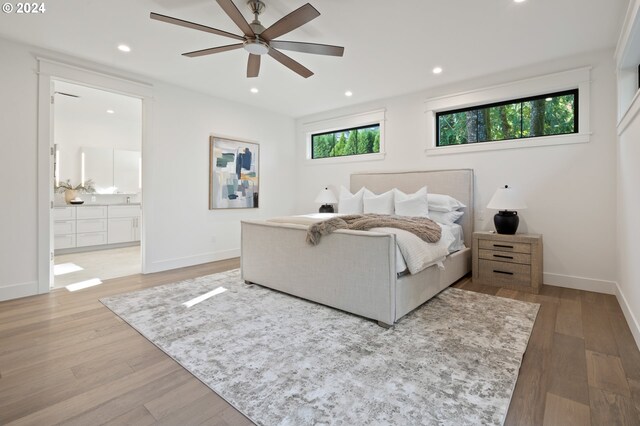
243,38,269,55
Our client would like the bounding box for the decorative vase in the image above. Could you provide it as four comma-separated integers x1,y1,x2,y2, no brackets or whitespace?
64,189,78,204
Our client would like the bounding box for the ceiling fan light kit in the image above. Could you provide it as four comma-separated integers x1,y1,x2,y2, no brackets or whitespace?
150,0,344,79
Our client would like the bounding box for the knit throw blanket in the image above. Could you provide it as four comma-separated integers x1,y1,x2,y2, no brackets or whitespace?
306,214,442,246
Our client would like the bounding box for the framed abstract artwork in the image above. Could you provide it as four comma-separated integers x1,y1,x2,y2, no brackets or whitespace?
209,136,259,209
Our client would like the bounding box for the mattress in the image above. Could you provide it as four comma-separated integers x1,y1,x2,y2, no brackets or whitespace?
267,214,465,275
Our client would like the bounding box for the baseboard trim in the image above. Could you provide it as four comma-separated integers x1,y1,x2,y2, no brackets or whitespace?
615,283,640,350
543,273,617,295
0,280,39,302
145,249,240,274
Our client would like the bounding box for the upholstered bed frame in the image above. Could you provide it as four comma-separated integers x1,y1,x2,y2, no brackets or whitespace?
241,169,474,327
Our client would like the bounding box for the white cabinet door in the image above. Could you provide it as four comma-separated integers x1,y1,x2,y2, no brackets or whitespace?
55,234,76,250
54,207,76,220
54,220,76,236
108,205,140,218
133,217,141,241
77,232,108,247
77,206,107,219
76,219,108,233
108,217,135,244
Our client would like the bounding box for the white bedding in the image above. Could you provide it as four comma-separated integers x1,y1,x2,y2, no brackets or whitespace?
267,214,465,275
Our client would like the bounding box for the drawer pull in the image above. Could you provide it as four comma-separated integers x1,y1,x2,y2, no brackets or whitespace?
493,270,514,275
493,254,514,259
493,244,514,249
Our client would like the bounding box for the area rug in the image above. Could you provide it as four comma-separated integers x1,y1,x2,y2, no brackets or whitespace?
100,269,539,425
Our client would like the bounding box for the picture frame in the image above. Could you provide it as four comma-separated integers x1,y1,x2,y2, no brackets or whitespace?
209,135,259,210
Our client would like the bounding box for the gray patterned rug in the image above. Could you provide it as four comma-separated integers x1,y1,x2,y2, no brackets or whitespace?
100,269,539,426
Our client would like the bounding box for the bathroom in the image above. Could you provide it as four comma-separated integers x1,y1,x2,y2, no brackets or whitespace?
52,80,142,290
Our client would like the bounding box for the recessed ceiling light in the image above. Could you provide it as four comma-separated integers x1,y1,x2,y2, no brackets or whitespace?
106,109,115,114
433,67,443,74
345,91,353,97
514,0,526,3
117,44,131,53
250,87,259,94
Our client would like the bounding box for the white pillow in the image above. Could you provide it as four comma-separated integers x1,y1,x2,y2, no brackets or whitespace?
428,193,466,212
429,210,464,225
338,186,365,214
394,187,429,217
363,189,395,215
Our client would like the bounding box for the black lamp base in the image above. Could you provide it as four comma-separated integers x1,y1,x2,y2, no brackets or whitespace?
319,204,334,213
494,211,519,234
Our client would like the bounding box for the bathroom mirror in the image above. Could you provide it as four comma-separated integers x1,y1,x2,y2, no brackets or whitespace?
80,147,141,194
82,147,114,193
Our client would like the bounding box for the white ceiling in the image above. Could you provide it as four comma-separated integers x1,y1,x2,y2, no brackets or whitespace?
54,81,142,123
0,0,629,117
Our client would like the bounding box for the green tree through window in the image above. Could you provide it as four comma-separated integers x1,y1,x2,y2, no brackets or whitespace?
312,124,381,159
436,90,577,146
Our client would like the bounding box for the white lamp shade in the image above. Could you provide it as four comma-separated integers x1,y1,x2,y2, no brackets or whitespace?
315,187,337,204
487,185,528,211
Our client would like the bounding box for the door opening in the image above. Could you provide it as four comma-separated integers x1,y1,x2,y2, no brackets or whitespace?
51,80,143,291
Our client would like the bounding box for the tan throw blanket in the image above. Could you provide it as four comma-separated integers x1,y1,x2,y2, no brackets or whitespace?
306,214,441,246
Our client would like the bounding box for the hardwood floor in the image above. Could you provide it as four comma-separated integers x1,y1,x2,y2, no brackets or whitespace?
1,259,639,425
452,280,640,426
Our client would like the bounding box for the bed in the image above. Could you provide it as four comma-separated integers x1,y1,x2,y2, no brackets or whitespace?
240,169,474,327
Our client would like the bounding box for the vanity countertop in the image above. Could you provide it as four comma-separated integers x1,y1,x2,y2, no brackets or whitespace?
54,203,141,207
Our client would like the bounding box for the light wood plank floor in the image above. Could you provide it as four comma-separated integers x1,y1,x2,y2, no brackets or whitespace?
1,259,639,425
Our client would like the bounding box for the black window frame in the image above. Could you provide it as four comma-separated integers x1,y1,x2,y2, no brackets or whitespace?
311,123,381,159
435,89,579,147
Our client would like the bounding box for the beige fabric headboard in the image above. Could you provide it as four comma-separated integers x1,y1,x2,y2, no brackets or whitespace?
351,169,474,248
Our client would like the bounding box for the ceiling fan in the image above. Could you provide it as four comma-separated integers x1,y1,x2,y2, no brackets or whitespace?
150,0,344,78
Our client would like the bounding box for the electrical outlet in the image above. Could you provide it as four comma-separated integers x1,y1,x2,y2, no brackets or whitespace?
91,196,96,202
477,209,485,221
211,236,216,243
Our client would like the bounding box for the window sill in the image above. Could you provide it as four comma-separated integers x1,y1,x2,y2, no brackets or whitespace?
305,152,386,165
425,133,590,156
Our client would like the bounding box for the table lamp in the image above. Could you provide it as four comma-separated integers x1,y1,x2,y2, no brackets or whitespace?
487,185,527,234
315,187,337,213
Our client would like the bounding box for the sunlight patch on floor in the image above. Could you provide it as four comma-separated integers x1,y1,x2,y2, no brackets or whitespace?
182,287,228,308
66,278,103,292
54,263,84,276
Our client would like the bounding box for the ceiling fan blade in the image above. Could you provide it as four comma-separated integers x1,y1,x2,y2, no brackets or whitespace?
182,43,243,57
216,0,255,38
268,48,313,78
260,3,320,41
150,12,244,41
269,40,344,57
247,54,261,78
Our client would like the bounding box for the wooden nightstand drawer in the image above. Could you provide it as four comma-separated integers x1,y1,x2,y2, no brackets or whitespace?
478,249,531,265
479,239,531,254
478,259,531,287
472,231,542,294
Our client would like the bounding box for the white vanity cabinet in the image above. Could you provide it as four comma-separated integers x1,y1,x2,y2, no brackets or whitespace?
76,206,108,247
53,207,76,249
54,204,141,251
107,205,141,244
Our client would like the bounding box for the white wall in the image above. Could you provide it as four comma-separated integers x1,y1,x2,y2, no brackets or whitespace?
617,114,640,345
143,82,296,273
0,38,40,299
294,49,618,293
0,36,296,300
616,0,640,347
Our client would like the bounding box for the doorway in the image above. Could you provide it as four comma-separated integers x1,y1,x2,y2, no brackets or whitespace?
51,80,143,290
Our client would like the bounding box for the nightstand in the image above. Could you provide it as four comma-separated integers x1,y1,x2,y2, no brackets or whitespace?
472,231,543,294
